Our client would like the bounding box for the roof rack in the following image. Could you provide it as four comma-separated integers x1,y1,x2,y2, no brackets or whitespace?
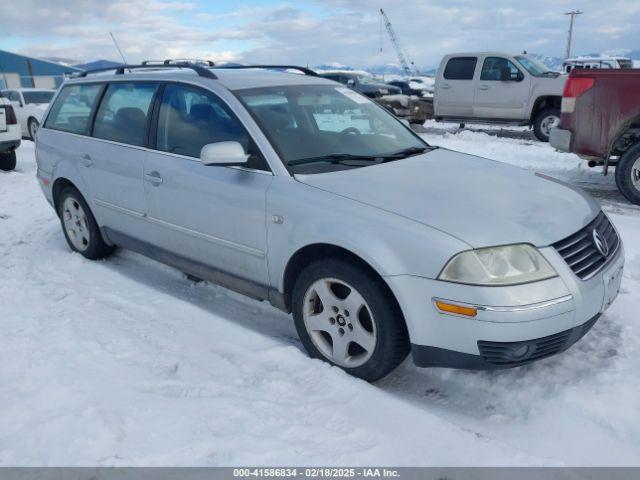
75,62,218,79
215,64,318,76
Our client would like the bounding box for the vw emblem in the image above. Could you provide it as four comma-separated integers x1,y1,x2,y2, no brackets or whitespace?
592,229,610,257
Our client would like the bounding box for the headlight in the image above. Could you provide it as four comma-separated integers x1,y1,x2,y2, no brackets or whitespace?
438,244,557,286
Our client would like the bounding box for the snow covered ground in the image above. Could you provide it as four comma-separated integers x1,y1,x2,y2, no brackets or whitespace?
1,130,639,466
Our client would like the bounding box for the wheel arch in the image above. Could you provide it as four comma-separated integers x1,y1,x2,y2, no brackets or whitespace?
610,112,640,157
281,243,405,323
530,95,561,122
51,177,79,214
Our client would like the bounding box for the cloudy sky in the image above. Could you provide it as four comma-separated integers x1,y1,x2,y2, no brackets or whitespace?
1,0,638,68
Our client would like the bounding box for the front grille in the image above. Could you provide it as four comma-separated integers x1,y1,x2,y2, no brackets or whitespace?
552,212,619,280
477,314,601,367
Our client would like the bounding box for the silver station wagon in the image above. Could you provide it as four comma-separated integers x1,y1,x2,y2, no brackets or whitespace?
35,62,624,381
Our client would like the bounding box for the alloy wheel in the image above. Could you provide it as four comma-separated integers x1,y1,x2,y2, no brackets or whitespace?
302,278,377,368
540,114,560,138
62,197,91,252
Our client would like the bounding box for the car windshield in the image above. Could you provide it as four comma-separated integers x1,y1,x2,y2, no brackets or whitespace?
514,56,555,76
235,85,429,174
23,91,55,104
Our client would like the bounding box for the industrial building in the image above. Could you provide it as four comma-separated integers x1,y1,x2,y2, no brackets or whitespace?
0,49,82,89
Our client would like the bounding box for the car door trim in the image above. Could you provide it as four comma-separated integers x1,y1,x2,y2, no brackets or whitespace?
94,198,265,258
145,215,265,258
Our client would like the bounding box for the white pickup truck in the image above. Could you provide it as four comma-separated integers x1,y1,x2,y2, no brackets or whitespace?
434,52,567,141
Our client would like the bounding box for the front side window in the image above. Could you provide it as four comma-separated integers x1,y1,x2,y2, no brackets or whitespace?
23,90,55,105
443,57,478,80
44,83,104,135
155,84,267,170
236,85,428,174
480,57,522,81
93,82,158,146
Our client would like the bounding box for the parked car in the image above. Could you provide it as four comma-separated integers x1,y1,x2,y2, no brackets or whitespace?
318,71,401,98
434,52,566,141
386,80,423,96
563,56,633,73
550,68,640,205
36,63,624,381
0,93,21,171
1,88,56,140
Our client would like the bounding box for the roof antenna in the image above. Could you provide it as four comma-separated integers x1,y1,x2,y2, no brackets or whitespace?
109,32,129,68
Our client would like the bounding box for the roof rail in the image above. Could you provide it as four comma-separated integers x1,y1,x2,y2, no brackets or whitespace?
75,62,218,79
215,64,318,76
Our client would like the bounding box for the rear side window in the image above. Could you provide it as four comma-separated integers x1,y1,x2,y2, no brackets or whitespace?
93,82,158,147
443,57,478,80
44,83,103,135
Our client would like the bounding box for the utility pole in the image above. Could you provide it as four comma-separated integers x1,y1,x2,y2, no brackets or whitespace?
564,10,583,58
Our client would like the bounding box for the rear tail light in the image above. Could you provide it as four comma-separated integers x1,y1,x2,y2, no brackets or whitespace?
3,105,17,125
563,77,595,98
562,77,595,113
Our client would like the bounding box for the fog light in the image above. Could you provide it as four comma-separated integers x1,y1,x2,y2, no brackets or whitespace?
511,344,530,359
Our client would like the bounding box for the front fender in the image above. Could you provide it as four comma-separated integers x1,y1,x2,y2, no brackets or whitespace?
266,177,470,291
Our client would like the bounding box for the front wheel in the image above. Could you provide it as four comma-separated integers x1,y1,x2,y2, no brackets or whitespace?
0,151,17,171
57,187,115,260
615,142,640,205
292,258,409,381
28,118,40,140
533,107,560,142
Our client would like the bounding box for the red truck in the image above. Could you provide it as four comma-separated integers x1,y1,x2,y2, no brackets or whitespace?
550,68,640,205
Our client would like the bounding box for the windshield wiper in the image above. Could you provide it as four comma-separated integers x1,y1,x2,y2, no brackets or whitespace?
287,153,381,167
380,146,432,160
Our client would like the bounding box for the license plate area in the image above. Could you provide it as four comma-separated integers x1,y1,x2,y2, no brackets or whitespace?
602,265,623,312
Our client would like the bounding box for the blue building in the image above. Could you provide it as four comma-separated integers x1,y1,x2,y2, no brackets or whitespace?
0,49,83,89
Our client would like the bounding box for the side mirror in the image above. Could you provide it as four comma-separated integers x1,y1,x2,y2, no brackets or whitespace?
200,141,249,166
347,78,355,87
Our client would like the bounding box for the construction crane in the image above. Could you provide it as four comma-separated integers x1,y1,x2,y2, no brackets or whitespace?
380,8,418,76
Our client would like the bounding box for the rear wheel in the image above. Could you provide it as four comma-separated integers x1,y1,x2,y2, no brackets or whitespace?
28,118,39,140
57,187,115,259
615,142,640,205
533,107,560,142
292,258,409,381
0,151,16,171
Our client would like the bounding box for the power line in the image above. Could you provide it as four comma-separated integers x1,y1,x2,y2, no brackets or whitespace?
564,10,583,59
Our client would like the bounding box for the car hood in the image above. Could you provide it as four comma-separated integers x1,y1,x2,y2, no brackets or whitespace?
295,148,600,248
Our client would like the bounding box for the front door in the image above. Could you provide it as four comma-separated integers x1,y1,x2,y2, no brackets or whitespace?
474,57,531,119
142,83,272,285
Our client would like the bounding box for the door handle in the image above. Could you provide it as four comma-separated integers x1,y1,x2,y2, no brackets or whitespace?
440,83,451,90
80,154,93,167
478,85,489,91
144,171,163,186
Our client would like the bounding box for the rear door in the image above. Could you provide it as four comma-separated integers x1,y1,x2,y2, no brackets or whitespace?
435,56,478,117
474,56,531,119
87,81,159,238
142,82,272,285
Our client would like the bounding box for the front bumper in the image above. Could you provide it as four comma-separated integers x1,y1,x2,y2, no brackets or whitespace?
386,242,625,369
550,127,572,152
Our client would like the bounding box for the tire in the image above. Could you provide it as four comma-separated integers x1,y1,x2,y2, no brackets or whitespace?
57,187,115,260
292,258,410,381
615,142,640,205
28,118,39,140
533,107,560,142
0,151,17,171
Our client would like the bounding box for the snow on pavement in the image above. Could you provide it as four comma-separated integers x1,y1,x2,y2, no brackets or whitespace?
1,135,639,466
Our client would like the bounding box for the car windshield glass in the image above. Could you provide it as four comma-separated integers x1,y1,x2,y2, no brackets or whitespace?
514,56,554,76
235,85,429,174
22,91,55,104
